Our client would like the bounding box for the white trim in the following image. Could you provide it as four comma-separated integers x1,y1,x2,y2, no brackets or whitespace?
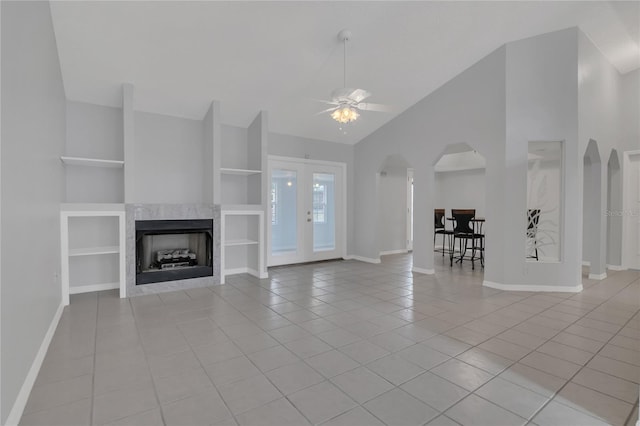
412,266,435,275
69,282,119,294
380,249,408,256
606,264,626,271
588,272,607,280
582,261,591,266
5,303,64,426
483,280,583,293
344,255,381,264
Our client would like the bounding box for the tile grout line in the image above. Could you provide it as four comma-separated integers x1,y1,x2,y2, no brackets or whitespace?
514,276,640,424
128,293,168,426
90,293,99,426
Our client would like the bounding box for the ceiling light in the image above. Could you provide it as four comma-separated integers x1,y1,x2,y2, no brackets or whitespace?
331,105,359,124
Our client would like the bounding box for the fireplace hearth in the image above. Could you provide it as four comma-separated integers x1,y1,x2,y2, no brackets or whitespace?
136,219,213,285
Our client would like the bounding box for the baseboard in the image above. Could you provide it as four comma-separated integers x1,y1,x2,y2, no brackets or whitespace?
69,282,119,294
225,267,251,276
483,280,583,293
412,266,435,275
5,302,64,426
588,272,607,280
606,264,626,271
582,261,590,266
379,249,408,256
344,255,381,264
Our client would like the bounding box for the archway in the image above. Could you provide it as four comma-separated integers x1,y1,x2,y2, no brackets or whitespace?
607,150,622,268
377,155,413,257
582,139,605,279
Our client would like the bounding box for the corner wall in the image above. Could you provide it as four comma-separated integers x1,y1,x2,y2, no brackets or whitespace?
1,1,67,423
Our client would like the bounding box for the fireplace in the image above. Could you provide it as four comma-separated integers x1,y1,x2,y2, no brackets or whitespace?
135,219,213,285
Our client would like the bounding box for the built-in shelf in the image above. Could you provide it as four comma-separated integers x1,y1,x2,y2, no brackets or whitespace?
225,239,259,247
61,209,126,305
220,168,262,176
61,156,124,168
221,204,263,212
69,246,119,257
69,282,120,294
61,203,125,213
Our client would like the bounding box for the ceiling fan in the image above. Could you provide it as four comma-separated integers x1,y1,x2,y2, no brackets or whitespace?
317,29,391,125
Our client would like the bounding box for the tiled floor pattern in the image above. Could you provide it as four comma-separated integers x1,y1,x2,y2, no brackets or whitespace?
20,255,640,426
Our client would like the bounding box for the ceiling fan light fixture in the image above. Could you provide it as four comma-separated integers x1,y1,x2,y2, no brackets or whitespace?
331,105,359,123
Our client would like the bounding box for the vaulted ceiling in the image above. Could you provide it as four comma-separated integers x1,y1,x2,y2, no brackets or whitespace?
50,1,639,144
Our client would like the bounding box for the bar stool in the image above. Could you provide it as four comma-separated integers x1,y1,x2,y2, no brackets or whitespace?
434,209,453,256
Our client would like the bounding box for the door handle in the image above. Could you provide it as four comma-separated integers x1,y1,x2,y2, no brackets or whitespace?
307,218,312,222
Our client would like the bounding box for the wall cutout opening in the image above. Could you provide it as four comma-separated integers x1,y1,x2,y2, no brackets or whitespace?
434,143,486,270
607,150,622,267
527,141,563,262
582,139,602,275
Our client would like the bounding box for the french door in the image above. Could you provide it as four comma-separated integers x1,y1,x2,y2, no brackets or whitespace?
268,157,345,266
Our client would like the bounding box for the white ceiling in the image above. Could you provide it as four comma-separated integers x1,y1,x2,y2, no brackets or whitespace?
49,1,639,145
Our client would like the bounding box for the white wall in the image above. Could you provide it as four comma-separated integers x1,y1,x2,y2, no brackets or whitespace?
578,31,624,277
434,169,486,219
503,28,580,288
1,1,66,422
620,70,639,154
65,101,124,203
378,168,408,253
133,111,204,204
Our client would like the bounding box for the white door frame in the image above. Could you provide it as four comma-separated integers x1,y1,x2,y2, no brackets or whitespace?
622,149,640,270
267,155,347,266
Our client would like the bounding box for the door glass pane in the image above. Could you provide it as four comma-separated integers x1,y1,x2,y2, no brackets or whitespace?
313,173,335,252
271,169,297,256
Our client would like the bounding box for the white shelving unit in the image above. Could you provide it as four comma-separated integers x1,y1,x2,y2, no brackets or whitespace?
68,246,120,257
214,110,268,282
60,204,126,305
225,239,259,247
220,168,262,176
221,209,266,284
61,156,124,168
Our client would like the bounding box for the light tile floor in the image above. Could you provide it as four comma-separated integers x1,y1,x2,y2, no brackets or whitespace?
20,254,640,426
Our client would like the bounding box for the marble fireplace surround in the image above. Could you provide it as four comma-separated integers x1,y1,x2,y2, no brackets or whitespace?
126,203,221,297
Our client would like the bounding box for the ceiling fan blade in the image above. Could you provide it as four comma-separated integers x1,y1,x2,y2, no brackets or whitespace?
346,88,371,103
357,102,392,112
311,98,340,106
315,106,339,115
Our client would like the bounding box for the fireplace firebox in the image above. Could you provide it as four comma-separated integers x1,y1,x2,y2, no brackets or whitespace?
135,219,213,285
